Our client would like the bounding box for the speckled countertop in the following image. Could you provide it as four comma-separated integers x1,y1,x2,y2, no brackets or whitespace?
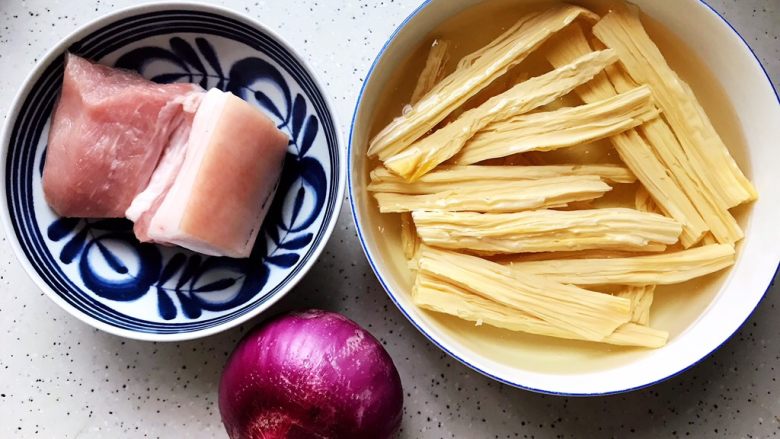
0,0,778,437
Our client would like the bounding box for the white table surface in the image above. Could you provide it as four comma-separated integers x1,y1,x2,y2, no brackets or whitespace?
1,0,778,437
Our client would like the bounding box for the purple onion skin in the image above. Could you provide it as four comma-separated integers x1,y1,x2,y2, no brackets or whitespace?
219,309,403,439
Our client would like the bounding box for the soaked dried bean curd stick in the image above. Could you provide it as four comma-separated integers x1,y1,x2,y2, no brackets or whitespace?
506,244,735,286
410,39,451,104
544,24,708,247
453,85,658,164
368,5,598,160
614,285,655,326
599,42,743,244
412,208,681,254
417,247,632,340
593,6,756,208
368,164,634,194
413,272,667,348
383,49,618,181
374,175,610,213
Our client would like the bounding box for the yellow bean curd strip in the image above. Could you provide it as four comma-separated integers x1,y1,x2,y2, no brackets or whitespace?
545,24,707,248
635,185,660,214
492,248,662,264
374,175,611,213
412,208,681,254
417,247,631,340
604,319,667,348
367,5,599,160
412,272,667,348
639,116,743,244
592,6,756,208
383,49,618,181
448,69,533,123
603,61,636,92
452,85,658,164
396,40,451,262
616,131,707,248
418,245,666,272
629,192,662,326
701,233,718,245
614,285,655,326
368,164,634,194
410,39,451,105
400,212,420,260
602,53,743,244
506,244,735,286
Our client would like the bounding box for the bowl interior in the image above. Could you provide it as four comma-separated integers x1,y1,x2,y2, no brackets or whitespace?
2,5,342,340
350,0,780,394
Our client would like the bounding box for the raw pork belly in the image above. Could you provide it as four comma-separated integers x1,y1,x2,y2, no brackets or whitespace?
129,89,289,258
125,99,200,242
42,53,203,217
42,54,288,258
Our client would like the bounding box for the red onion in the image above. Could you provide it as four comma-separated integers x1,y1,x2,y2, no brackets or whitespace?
218,309,403,439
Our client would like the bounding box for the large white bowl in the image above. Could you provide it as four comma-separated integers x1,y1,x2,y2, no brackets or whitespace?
348,0,780,395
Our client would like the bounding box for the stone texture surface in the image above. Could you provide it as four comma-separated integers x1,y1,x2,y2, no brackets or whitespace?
0,0,777,437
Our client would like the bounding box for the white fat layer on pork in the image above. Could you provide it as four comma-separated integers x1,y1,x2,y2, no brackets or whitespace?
145,88,228,253
125,92,203,223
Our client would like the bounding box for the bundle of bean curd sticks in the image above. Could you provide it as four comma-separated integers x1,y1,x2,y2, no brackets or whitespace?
365,4,757,348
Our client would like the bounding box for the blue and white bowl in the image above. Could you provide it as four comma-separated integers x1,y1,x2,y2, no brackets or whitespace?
0,3,344,341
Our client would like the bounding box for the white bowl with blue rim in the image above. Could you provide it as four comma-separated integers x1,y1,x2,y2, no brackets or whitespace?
349,0,780,395
0,3,345,341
